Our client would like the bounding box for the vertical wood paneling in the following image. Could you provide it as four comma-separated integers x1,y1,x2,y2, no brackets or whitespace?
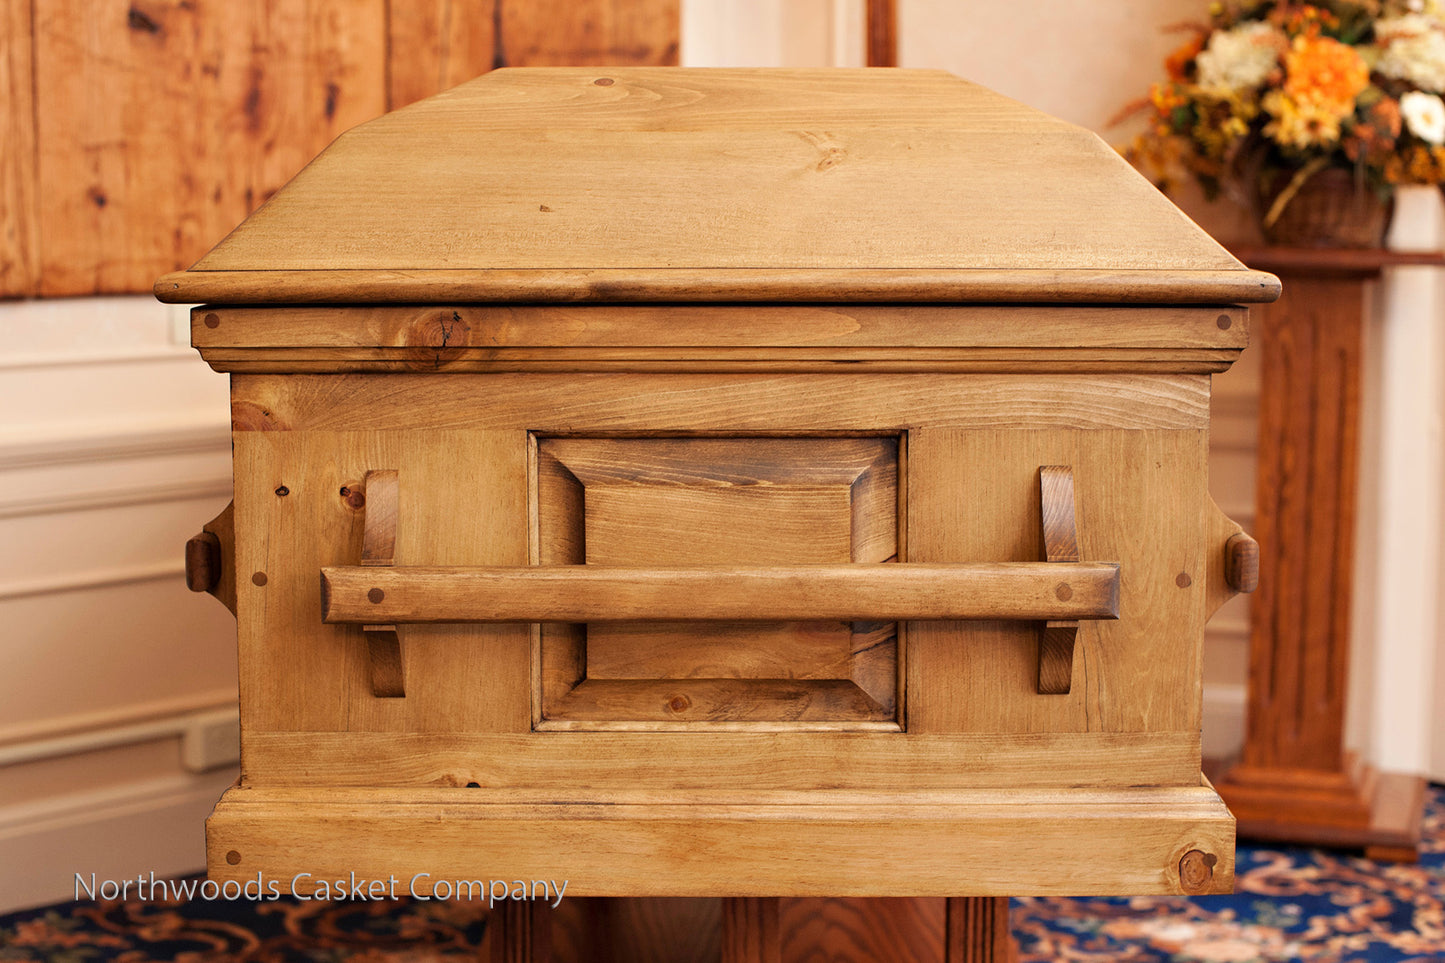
30,0,387,296
5,0,680,298
386,0,498,109
499,0,679,67
0,0,38,297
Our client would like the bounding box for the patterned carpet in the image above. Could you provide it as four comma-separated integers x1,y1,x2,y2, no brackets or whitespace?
2,786,1441,962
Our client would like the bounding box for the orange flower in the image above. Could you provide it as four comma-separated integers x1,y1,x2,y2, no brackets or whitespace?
1282,34,1368,116
1166,33,1206,81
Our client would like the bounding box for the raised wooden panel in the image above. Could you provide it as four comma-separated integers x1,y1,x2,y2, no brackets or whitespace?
534,437,899,729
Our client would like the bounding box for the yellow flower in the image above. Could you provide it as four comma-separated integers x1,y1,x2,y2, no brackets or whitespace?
1263,88,1345,148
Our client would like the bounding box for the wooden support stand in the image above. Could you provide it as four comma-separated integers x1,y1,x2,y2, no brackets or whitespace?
486,897,1014,963
1217,248,1433,861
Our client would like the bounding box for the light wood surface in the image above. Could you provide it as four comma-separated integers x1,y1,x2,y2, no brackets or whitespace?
159,266,1279,306
189,304,1249,373
321,563,1122,624
359,470,403,698
534,436,900,728
152,68,1279,305
206,782,1235,896
179,67,1253,915
229,373,1214,432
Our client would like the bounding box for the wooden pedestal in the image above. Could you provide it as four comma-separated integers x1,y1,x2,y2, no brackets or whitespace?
1217,249,1434,861
485,897,1014,963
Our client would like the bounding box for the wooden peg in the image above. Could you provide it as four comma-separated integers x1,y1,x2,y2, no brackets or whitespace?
185,501,236,616
361,470,404,698
1224,532,1259,594
1038,466,1079,695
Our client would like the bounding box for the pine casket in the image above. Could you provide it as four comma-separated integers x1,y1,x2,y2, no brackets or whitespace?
167,67,1277,898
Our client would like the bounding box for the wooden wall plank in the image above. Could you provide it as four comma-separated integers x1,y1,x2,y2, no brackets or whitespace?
30,0,387,296
0,0,37,297
499,0,679,67
9,0,680,297
387,0,498,109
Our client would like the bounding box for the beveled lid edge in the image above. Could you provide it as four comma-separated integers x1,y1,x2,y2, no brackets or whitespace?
156,268,1282,306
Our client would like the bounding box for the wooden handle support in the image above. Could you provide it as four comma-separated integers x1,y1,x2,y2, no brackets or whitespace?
360,470,405,698
184,501,236,615
1205,496,1259,621
321,562,1121,625
1037,466,1081,695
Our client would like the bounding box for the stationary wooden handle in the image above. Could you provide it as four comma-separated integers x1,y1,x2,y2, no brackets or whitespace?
1224,532,1259,594
320,562,1121,625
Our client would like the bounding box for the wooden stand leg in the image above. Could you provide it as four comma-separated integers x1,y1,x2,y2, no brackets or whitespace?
723,898,781,963
1215,263,1425,862
486,901,551,963
946,897,1014,963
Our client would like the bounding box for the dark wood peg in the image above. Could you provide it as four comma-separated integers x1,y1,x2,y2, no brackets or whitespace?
1224,532,1259,594
185,531,222,593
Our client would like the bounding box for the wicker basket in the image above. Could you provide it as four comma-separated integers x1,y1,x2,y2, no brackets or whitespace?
1260,166,1392,248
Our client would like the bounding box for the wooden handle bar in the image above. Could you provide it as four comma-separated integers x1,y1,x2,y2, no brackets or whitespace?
320,563,1120,624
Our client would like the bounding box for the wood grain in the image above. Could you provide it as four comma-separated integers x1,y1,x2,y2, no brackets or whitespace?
33,0,387,296
233,429,531,736
499,0,678,67
230,373,1214,433
781,898,943,963
320,563,1122,624
159,266,1280,307
945,898,1013,963
386,0,497,110
240,730,1205,790
205,782,1236,896
907,429,1208,736
866,0,897,67
536,436,899,728
0,0,36,297
359,469,404,698
1037,466,1080,695
175,68,1272,304
723,898,780,963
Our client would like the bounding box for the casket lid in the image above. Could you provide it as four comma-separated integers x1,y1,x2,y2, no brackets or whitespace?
156,67,1278,305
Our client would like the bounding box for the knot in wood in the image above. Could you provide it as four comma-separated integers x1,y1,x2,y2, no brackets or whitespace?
1178,849,1217,894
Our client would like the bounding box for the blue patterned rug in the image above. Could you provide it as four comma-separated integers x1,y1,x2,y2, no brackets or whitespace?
2,786,1441,961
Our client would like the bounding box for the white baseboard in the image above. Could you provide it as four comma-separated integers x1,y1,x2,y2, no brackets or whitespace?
0,769,237,915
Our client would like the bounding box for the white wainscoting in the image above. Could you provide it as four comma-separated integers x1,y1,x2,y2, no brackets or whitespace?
0,296,239,913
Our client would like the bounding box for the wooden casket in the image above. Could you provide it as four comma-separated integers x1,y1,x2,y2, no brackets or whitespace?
167,68,1276,909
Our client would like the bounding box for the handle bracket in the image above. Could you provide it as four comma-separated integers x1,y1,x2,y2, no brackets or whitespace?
1037,466,1081,695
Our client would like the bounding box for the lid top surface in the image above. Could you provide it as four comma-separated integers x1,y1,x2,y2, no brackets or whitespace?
165,68,1275,304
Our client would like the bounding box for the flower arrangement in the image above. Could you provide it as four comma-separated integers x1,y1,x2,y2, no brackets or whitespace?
1127,1,1445,237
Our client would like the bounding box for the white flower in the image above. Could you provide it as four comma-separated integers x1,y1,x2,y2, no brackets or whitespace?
1196,22,1282,94
1376,15,1445,91
1402,90,1445,142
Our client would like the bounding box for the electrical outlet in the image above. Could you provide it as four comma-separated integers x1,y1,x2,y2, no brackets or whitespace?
180,708,241,773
